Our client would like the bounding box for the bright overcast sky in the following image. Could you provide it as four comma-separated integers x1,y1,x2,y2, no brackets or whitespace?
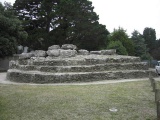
90,0,160,39
1,0,160,39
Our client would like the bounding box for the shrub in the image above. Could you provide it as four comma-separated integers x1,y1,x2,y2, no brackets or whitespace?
107,41,128,55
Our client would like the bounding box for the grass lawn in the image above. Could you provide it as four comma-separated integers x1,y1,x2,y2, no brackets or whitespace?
0,80,156,120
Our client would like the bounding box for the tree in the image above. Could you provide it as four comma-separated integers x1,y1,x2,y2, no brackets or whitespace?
131,30,150,59
143,27,156,53
14,0,109,50
151,39,160,60
107,41,128,55
13,0,50,50
108,27,134,55
0,2,28,57
52,0,110,50
14,0,42,30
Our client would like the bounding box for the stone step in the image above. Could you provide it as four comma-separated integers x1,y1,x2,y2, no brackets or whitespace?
18,55,140,66
7,69,156,83
12,63,148,72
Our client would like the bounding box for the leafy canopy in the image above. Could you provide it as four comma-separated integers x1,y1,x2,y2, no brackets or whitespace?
131,30,151,60
143,27,156,53
108,27,134,55
107,41,128,55
0,2,28,57
13,0,109,50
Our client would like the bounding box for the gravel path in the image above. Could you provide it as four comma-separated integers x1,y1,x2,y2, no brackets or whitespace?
0,72,159,86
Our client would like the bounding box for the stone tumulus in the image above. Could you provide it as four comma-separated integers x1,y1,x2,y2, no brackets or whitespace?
6,44,157,83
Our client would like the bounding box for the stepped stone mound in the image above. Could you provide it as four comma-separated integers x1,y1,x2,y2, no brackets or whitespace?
6,44,157,83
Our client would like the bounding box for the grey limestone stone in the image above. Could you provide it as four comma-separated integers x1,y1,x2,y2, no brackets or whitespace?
78,49,89,55
61,44,77,50
34,50,46,57
101,49,116,55
9,60,18,69
48,45,60,50
90,51,101,55
19,53,35,59
47,49,60,57
30,57,46,61
60,50,77,57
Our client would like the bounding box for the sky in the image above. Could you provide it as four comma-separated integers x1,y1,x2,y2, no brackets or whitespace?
90,0,160,39
1,0,160,39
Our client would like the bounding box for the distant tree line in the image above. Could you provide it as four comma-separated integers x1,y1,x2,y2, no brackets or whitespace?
0,0,160,60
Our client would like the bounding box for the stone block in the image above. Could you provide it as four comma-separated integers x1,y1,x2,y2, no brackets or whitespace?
9,60,18,69
48,45,60,50
78,49,89,55
61,44,77,50
101,49,116,55
47,49,60,57
90,51,101,55
60,50,77,57
34,50,46,57
19,53,35,59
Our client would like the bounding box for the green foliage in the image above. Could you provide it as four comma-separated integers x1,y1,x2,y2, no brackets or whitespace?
0,2,28,57
108,27,134,55
150,39,160,60
0,37,17,57
140,53,152,60
27,29,54,50
131,30,151,60
14,0,109,50
107,41,128,55
143,27,156,53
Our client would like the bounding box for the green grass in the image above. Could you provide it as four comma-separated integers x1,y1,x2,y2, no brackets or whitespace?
156,80,160,88
0,80,156,120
